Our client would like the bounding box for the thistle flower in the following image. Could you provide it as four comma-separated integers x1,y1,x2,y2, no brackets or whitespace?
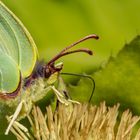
8,102,140,140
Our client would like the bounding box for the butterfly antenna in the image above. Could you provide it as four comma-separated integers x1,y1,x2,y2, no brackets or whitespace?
48,34,99,65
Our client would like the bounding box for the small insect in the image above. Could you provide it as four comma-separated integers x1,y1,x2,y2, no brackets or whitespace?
0,1,99,135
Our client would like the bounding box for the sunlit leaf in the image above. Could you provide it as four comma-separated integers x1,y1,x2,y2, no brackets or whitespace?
70,36,140,114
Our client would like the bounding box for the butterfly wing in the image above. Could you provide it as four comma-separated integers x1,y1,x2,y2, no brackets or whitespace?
0,2,38,79
0,53,20,93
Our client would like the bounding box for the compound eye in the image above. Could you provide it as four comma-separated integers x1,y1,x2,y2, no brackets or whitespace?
45,68,51,78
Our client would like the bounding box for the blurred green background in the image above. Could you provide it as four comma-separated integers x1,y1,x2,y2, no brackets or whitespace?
1,0,140,139
2,0,140,73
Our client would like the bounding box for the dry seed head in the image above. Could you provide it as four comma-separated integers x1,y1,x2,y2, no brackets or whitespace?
8,102,140,140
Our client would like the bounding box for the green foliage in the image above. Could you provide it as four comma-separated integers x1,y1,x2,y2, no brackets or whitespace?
70,36,140,114
93,36,140,114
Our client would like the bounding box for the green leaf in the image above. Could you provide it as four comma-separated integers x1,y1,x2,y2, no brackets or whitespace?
93,36,140,112
69,36,140,114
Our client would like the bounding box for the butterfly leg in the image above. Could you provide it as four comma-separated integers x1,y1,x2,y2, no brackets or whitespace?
51,86,80,105
57,76,80,104
5,100,25,135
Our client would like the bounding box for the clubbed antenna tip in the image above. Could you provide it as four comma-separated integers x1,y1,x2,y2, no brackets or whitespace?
87,34,99,40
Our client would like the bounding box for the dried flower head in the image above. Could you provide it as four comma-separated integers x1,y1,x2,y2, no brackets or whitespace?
8,102,140,140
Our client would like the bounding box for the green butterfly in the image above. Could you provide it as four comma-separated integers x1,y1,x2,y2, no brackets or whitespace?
0,1,99,135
